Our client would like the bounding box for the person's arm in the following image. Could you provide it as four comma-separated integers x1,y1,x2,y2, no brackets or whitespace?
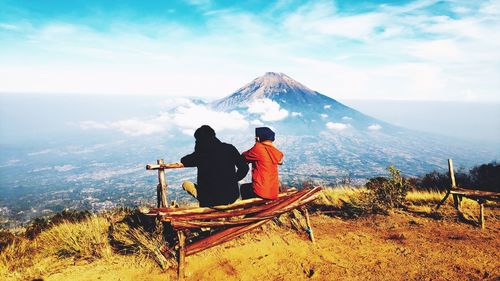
242,146,259,162
162,162,185,168
233,147,249,181
277,149,284,165
180,152,198,167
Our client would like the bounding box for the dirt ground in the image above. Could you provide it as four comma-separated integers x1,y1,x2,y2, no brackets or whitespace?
44,205,500,281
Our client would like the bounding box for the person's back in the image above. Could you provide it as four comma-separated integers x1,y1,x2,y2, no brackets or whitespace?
180,125,248,207
242,127,284,200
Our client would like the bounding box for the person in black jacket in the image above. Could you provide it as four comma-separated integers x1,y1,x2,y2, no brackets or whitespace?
172,125,249,207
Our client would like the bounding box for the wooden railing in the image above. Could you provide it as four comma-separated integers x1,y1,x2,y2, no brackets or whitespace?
144,158,320,280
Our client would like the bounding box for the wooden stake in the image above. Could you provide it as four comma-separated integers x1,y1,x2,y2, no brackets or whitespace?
177,231,186,280
303,207,315,244
479,202,485,230
448,159,456,188
448,159,462,215
435,189,450,210
157,159,168,208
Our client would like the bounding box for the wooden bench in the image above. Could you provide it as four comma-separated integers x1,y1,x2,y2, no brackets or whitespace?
144,159,321,279
435,159,500,229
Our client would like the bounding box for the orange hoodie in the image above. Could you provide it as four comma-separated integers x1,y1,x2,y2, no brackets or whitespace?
242,142,284,199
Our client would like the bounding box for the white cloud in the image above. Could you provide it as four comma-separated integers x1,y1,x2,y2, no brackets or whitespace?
0,23,19,30
323,105,331,109
80,121,109,130
160,98,200,110
246,98,289,121
28,149,53,156
368,124,382,130
54,165,77,172
32,167,52,173
320,114,328,118
408,39,462,61
326,122,348,130
250,119,264,126
80,114,170,136
111,117,169,136
1,0,499,102
342,116,352,120
80,99,249,136
67,167,142,181
291,112,302,117
172,103,249,135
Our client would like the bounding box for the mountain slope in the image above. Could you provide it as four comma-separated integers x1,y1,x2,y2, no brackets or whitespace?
212,72,396,134
211,72,492,183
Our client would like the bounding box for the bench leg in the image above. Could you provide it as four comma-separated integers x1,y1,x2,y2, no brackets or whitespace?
177,231,186,280
452,194,460,211
479,202,485,230
435,190,451,210
301,207,315,244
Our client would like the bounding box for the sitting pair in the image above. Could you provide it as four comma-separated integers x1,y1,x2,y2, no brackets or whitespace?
173,125,283,207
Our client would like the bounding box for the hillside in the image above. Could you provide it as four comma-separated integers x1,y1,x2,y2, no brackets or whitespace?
1,188,499,281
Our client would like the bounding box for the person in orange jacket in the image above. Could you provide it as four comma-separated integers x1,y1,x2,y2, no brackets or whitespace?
241,127,284,200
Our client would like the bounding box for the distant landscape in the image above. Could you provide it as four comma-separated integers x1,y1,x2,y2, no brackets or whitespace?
2,1,500,280
1,73,499,226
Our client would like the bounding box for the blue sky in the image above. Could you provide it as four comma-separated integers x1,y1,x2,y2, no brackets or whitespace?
1,0,499,101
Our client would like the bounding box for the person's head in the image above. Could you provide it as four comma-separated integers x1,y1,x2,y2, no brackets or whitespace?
255,127,275,142
194,125,217,152
194,125,216,141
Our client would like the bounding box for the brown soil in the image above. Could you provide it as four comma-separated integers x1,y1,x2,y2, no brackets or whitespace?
44,207,500,281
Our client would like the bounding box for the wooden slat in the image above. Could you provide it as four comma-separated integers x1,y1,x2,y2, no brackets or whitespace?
450,188,500,199
185,187,321,256
163,199,283,222
144,188,299,217
162,189,308,221
170,194,319,229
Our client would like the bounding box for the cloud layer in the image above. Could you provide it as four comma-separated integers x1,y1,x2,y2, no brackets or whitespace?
1,0,499,101
80,98,250,136
326,122,348,130
246,98,289,121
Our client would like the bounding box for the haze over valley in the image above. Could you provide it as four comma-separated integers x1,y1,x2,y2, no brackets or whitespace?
1,73,498,226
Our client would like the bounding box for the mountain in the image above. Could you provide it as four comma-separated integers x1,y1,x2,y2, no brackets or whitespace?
211,72,492,183
212,72,396,133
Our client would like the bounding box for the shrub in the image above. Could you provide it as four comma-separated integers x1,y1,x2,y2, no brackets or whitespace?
38,216,111,259
363,166,411,213
415,161,499,192
25,210,91,239
0,230,17,253
469,162,500,192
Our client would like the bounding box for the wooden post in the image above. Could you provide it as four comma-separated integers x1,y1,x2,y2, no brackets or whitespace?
435,190,450,210
177,231,186,280
448,159,461,213
448,159,456,188
479,202,485,230
157,159,168,208
302,207,315,244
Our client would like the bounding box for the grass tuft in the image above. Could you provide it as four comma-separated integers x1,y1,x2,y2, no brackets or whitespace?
37,216,111,259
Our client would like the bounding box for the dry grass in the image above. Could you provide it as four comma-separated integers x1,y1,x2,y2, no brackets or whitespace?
38,216,112,259
317,187,448,208
315,186,364,208
1,187,498,280
406,189,444,204
0,214,163,281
